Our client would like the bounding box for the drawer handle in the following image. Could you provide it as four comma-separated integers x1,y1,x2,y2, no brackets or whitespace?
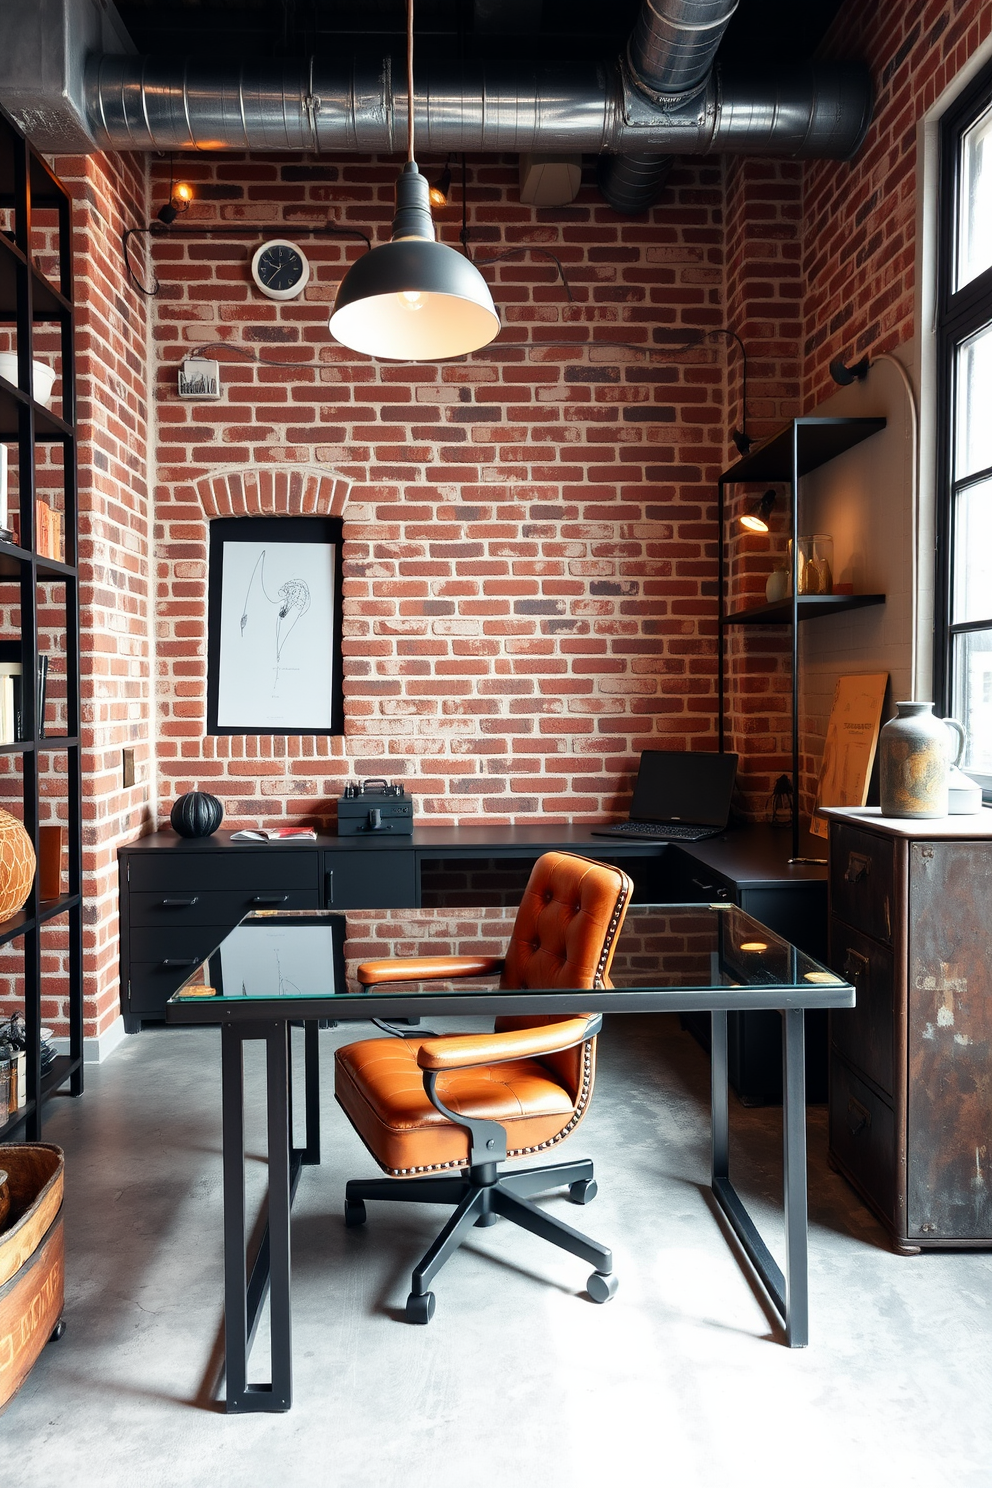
161,897,199,907
691,877,728,900
843,949,869,983
847,1096,870,1137
844,853,871,884
252,894,289,905
161,958,200,968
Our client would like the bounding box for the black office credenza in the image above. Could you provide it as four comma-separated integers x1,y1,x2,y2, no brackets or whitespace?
118,824,827,1103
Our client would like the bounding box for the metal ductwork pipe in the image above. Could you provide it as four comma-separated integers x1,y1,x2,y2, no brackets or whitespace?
84,53,872,165
599,0,739,214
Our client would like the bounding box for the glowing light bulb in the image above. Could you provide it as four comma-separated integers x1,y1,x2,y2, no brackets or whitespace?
399,290,424,310
740,942,768,952
739,513,769,533
174,182,193,204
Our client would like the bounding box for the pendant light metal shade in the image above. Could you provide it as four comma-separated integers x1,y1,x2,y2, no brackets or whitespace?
329,163,500,360
329,238,500,360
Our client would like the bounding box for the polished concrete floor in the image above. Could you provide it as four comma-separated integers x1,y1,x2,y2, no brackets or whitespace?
3,1014,991,1488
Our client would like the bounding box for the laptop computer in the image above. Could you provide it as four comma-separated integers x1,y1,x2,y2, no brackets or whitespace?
591,750,739,843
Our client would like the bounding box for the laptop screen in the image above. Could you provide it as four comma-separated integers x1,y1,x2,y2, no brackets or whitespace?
629,751,739,827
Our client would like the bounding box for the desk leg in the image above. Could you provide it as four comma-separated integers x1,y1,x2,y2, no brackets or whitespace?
302,1020,321,1166
709,1007,810,1348
222,1023,248,1408
782,1008,808,1348
711,1010,730,1182
222,1020,294,1413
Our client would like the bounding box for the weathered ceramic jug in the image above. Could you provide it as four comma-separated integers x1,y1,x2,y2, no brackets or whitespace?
879,702,966,818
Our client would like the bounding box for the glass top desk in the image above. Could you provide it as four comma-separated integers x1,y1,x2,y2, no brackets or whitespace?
168,904,855,1413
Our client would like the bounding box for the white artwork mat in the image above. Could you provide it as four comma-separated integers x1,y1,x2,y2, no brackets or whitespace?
216,539,335,729
218,922,337,999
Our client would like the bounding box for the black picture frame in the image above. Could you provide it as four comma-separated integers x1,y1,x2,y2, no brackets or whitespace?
206,515,344,736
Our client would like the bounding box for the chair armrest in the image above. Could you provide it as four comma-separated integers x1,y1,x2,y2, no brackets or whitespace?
357,955,504,987
416,1014,602,1072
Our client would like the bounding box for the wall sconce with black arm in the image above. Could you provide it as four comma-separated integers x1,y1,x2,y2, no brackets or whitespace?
738,489,777,533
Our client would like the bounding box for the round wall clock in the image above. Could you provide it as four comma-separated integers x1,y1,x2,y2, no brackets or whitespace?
250,239,311,301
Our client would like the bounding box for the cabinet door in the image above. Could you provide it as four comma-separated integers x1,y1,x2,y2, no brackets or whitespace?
907,841,992,1241
324,851,416,909
828,918,894,1098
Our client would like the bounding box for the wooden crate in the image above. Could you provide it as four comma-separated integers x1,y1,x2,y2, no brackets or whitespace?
0,1144,64,1408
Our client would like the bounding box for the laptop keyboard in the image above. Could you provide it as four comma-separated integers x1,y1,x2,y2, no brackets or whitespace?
592,821,720,842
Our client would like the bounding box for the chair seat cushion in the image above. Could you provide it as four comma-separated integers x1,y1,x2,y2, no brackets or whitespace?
334,1035,580,1176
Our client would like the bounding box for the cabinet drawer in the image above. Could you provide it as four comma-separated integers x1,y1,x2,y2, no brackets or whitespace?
829,825,894,945
324,851,417,909
829,919,895,1097
127,925,231,966
128,888,319,927
125,850,319,894
127,961,211,1015
829,1057,896,1224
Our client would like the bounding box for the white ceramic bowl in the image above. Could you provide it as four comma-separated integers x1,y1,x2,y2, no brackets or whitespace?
0,353,56,409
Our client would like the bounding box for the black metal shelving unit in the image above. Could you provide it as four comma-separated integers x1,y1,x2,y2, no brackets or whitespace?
0,102,82,1141
718,417,887,860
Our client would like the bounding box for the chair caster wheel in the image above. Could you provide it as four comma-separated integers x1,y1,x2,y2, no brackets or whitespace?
48,1318,66,1343
474,1211,499,1227
587,1271,618,1304
569,1178,598,1205
406,1291,436,1324
344,1198,367,1228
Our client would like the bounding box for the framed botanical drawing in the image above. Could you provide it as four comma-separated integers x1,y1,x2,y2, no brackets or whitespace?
206,515,344,735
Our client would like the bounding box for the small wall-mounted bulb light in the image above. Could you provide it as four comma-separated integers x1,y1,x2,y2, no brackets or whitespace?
739,489,776,533
428,162,452,209
829,354,870,386
157,182,194,225
731,427,753,457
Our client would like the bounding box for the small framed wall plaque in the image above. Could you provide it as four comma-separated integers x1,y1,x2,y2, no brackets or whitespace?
206,515,344,735
178,358,221,399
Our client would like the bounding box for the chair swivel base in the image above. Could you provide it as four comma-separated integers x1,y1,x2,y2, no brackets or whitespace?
344,1157,617,1323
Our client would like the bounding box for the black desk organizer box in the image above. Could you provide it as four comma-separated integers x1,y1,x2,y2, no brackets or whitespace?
337,779,414,836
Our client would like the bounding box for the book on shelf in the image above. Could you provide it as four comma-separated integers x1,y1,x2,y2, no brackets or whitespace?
229,827,318,842
37,653,48,739
0,662,23,743
33,500,62,562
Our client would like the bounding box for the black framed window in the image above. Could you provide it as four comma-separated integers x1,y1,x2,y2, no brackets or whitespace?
206,516,344,736
936,62,992,790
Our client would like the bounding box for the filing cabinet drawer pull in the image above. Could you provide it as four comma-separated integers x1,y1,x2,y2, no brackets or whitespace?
843,949,869,983
161,897,199,907
161,958,200,968
252,894,289,905
847,1096,871,1137
844,853,871,884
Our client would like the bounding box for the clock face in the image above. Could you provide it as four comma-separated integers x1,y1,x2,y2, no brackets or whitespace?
251,240,311,301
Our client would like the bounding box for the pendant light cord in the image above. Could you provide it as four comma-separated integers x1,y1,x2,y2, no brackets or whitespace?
407,0,415,163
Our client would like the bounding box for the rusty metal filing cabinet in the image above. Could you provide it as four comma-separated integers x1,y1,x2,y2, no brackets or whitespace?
824,807,992,1253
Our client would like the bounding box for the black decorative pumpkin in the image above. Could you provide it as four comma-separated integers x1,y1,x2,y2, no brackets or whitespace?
171,790,224,839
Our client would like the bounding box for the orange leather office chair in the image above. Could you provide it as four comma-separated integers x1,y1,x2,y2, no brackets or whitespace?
334,851,633,1323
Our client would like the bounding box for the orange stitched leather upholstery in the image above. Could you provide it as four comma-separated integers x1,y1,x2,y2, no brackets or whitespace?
336,854,632,1176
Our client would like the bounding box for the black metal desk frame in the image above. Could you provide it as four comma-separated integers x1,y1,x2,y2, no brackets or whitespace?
192,959,848,1412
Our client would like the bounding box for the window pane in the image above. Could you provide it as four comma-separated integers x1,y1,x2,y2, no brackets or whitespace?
957,96,992,290
951,628,992,777
952,477,992,623
955,321,992,479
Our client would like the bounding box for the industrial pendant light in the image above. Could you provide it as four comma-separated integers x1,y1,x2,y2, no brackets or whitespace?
328,0,500,361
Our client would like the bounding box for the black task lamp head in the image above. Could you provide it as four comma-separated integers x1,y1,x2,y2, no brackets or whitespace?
829,354,871,386
739,489,776,533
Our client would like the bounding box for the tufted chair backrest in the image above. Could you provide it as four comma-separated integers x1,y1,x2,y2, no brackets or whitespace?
494,852,632,1100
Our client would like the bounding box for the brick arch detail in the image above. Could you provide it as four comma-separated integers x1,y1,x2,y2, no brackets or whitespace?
193,464,350,519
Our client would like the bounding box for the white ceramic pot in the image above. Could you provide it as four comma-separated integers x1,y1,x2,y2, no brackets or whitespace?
947,765,983,814
0,354,56,409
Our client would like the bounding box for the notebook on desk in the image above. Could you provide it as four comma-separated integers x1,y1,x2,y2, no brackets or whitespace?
592,750,739,843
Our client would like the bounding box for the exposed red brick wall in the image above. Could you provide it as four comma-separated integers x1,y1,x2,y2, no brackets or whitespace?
151,153,730,829
804,0,992,407
52,149,153,1040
